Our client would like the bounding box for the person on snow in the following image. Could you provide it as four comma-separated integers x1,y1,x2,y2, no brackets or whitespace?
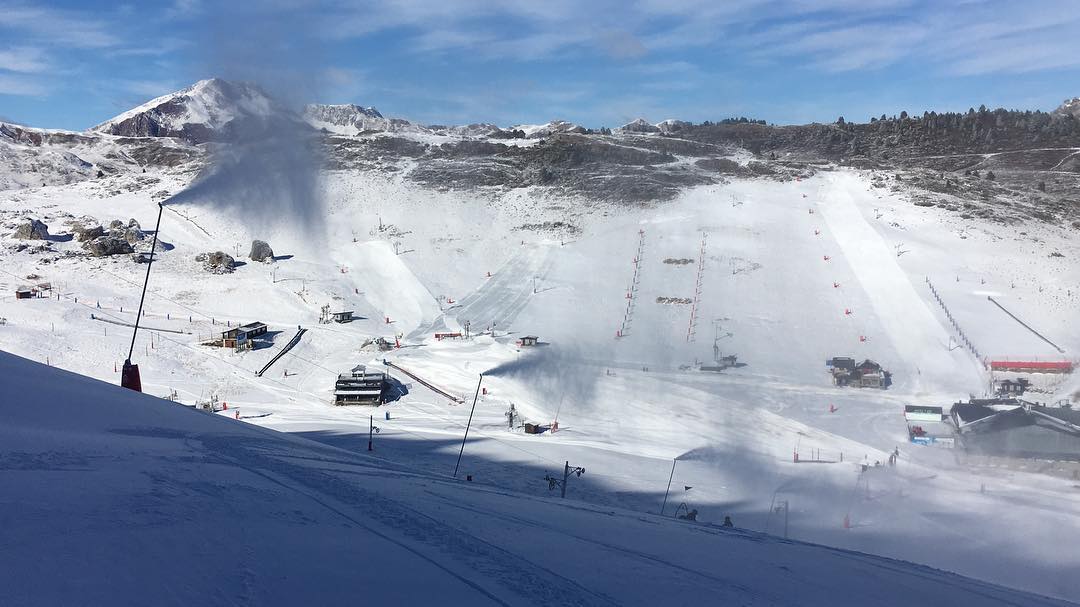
722,516,734,528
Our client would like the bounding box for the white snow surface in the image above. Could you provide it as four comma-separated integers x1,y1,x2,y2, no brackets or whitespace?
1,350,1073,607
2,164,1080,603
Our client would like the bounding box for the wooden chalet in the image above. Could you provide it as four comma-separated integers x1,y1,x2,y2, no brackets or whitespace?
221,321,268,350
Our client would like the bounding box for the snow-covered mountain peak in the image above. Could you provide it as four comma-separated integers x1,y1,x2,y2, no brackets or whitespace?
304,103,384,123
618,117,660,133
513,120,587,139
91,78,282,143
303,103,431,136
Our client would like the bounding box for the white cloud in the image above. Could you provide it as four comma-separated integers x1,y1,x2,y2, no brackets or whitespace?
0,73,47,96
317,67,369,102
0,2,117,48
0,46,49,73
317,0,1080,78
164,0,202,20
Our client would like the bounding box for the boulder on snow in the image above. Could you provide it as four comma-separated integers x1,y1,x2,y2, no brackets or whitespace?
73,224,105,242
86,235,134,257
197,251,235,274
123,226,144,245
136,238,167,254
108,219,125,230
14,219,50,240
127,218,140,230
249,239,274,262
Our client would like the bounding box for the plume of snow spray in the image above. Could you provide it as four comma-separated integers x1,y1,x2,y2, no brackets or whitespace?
485,346,601,419
165,105,323,237
165,5,328,242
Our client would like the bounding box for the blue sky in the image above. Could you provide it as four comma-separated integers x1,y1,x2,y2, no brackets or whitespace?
1,0,1079,130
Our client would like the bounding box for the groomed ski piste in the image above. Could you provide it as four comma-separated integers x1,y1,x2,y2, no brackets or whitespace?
2,165,1080,602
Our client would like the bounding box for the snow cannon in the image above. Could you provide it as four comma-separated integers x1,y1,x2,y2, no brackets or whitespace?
120,201,164,393
120,359,142,392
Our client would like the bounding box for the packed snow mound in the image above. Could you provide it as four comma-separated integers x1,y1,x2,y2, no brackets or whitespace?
339,240,441,333
618,118,660,133
92,78,282,143
304,103,429,136
1,350,1072,607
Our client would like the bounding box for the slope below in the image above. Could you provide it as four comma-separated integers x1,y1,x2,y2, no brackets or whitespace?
1,350,1072,607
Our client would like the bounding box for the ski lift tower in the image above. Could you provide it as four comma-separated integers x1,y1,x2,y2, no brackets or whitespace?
712,318,733,363
700,319,736,372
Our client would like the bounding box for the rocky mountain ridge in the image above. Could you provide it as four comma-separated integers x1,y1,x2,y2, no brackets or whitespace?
2,80,1078,225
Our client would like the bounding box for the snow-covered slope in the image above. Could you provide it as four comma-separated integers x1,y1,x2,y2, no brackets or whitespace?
92,79,283,143
3,166,1080,601
1,350,1072,607
0,121,200,192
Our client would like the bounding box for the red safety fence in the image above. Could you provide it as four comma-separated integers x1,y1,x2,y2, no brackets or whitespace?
989,359,1074,373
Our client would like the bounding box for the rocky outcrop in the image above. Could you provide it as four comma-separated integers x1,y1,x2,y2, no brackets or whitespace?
85,235,133,257
196,251,235,274
1054,97,1080,119
13,219,49,240
123,226,144,245
74,224,105,242
249,240,274,262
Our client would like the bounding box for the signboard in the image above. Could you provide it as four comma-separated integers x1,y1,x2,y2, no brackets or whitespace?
904,405,943,422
